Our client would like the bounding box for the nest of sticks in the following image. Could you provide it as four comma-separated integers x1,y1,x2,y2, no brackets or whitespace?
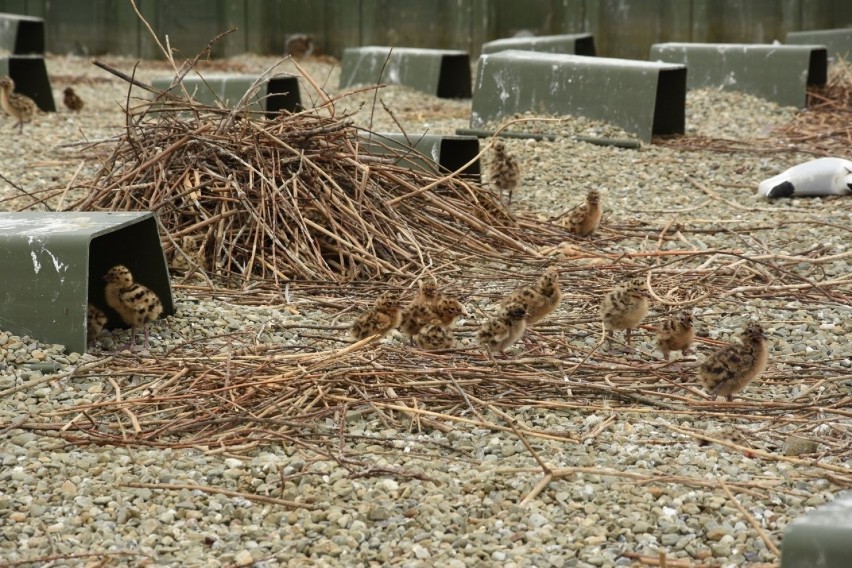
67,62,527,284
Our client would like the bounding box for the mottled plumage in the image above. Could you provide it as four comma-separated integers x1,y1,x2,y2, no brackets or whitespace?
398,280,441,340
0,76,37,133
413,318,455,350
477,302,528,358
600,278,649,345
501,266,562,326
432,296,465,326
103,265,163,349
566,190,602,237
656,311,695,360
63,86,84,112
86,303,107,346
490,141,521,204
350,292,403,341
699,323,768,402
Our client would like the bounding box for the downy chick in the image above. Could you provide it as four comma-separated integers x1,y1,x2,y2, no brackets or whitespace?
413,317,455,350
656,310,695,360
432,296,466,326
501,266,562,326
0,76,37,133
566,189,602,237
86,303,107,346
699,322,768,402
350,291,403,341
63,87,84,112
399,280,440,340
600,278,649,346
477,302,528,359
103,265,164,349
490,141,521,205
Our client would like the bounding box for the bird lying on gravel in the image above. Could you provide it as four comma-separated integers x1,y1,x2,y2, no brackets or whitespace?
699,322,768,402
0,76,37,133
103,265,164,350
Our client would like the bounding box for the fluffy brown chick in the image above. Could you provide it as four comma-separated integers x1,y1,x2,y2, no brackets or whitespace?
399,302,435,340
413,318,455,350
656,310,695,360
86,303,107,346
699,323,768,402
600,278,649,346
432,296,466,326
103,265,164,349
566,190,602,237
398,280,441,340
477,302,528,359
350,291,403,341
501,266,562,326
0,76,37,134
63,86,84,112
490,141,521,205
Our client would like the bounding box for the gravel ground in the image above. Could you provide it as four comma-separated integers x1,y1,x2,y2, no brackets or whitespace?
1,54,850,567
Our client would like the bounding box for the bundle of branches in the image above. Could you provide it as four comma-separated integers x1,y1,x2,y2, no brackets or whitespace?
68,66,531,284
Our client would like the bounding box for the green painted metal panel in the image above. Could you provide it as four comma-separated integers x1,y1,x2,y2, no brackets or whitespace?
340,46,472,99
151,73,301,116
361,132,481,181
471,50,685,143
0,11,43,53
137,0,247,60
0,55,55,111
787,27,852,60
481,33,595,56
781,491,852,568
650,43,827,108
0,212,173,354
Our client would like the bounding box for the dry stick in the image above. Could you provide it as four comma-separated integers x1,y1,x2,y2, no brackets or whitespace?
108,376,142,434
719,478,781,558
121,481,314,510
620,552,710,568
665,424,852,478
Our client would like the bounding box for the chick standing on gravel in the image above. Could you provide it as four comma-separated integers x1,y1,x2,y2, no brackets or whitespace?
699,322,768,402
600,278,649,347
566,189,602,237
477,302,528,359
0,76,37,133
350,292,403,341
489,141,521,205
656,310,695,360
103,265,163,350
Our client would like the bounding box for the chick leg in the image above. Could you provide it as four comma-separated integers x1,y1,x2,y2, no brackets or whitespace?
143,323,152,349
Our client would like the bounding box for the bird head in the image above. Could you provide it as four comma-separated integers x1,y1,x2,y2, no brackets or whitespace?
103,265,133,286
741,322,765,342
503,302,528,320
376,291,402,310
587,190,600,204
678,310,693,328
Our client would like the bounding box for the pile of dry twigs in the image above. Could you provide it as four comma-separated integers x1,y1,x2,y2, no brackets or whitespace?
68,62,529,284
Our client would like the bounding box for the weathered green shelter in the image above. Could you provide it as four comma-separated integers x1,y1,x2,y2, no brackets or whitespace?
0,212,173,354
471,50,685,143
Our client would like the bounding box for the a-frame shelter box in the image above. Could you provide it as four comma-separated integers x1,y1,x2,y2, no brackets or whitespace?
0,212,174,354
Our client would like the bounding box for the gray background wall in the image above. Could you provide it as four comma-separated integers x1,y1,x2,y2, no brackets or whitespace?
2,0,851,60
